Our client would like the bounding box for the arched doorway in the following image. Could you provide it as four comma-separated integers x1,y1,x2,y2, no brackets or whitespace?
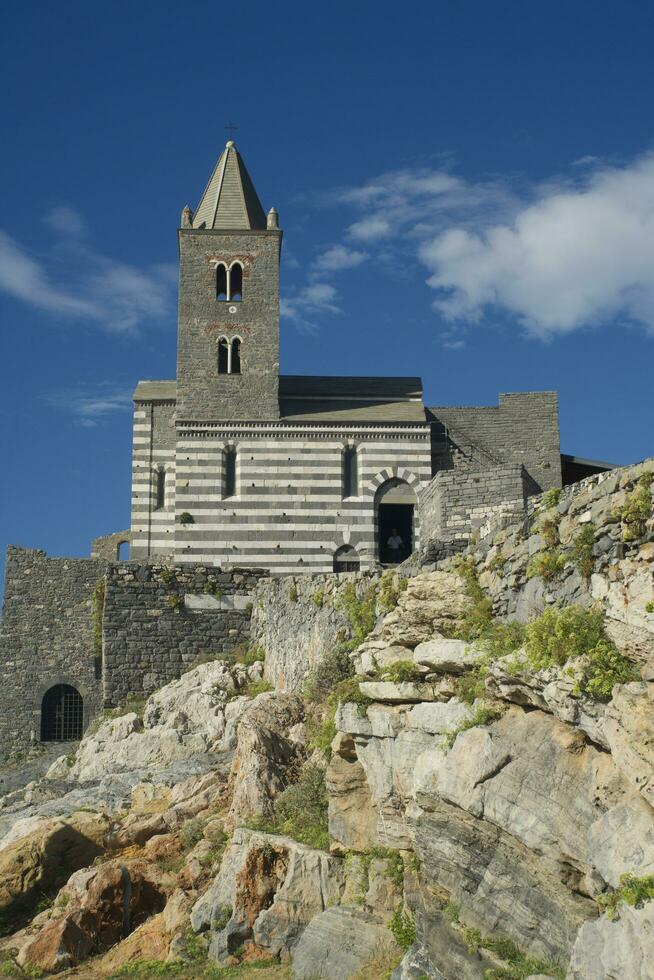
375,478,416,564
41,684,84,741
117,540,130,561
333,545,360,573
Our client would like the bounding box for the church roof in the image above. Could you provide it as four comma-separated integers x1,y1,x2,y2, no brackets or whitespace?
133,376,427,423
192,141,267,230
278,375,427,424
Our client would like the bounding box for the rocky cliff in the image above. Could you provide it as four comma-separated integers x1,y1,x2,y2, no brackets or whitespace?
0,460,652,979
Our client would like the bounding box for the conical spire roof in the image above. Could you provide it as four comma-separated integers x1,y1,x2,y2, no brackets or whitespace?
192,141,267,230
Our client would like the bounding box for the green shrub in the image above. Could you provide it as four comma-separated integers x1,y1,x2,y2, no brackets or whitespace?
453,559,494,642
538,513,561,550
165,594,184,613
232,643,265,666
177,512,194,525
597,872,654,920
616,472,653,542
378,572,408,612
288,583,298,602
389,907,416,950
179,818,206,852
646,601,654,614
311,588,325,608
304,645,354,703
488,550,507,574
443,900,460,923
442,702,504,750
527,549,566,582
337,582,378,648
242,679,274,698
159,567,174,585
571,524,596,579
521,605,638,700
541,488,561,509
383,660,424,683
257,763,329,850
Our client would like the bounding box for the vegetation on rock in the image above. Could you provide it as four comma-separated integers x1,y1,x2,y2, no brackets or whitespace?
596,872,654,920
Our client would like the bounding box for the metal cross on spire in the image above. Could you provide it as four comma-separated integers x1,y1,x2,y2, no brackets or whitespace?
224,122,239,139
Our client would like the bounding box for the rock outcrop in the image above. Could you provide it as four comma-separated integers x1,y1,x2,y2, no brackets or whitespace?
0,459,652,977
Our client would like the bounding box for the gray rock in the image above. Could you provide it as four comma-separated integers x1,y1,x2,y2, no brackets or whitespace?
567,903,654,979
291,906,397,979
359,680,455,703
587,796,654,887
413,638,480,674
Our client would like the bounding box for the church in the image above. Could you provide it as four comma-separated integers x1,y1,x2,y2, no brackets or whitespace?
128,141,589,574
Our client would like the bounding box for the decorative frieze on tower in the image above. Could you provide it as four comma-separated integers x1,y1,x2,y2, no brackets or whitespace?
176,141,282,421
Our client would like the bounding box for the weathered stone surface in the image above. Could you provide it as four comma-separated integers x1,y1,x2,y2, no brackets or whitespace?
408,699,474,735
359,679,455,703
291,906,397,979
413,638,480,674
602,682,654,805
487,659,609,748
226,692,305,828
326,733,377,852
587,796,654,887
567,904,654,980
16,859,168,973
69,661,262,783
391,941,446,979
0,810,109,913
191,828,344,961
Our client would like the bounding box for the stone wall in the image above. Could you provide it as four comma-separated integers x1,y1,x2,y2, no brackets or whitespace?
418,464,527,542
430,391,561,492
101,562,266,705
91,530,132,562
0,547,108,760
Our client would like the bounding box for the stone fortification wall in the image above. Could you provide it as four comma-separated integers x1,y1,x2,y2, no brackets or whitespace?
430,391,561,492
102,563,265,705
418,463,527,542
252,571,388,691
0,547,108,759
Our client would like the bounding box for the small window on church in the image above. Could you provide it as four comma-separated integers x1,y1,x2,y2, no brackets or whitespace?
224,447,236,498
155,468,165,510
343,447,358,498
230,263,243,301
232,338,242,374
216,264,227,301
218,338,229,374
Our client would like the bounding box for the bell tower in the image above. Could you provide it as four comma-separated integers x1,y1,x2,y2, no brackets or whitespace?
176,141,282,421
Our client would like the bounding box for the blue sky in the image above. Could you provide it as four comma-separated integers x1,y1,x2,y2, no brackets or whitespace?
1,0,654,593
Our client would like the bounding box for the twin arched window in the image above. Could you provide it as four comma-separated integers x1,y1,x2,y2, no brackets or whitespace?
216,262,243,301
217,336,242,375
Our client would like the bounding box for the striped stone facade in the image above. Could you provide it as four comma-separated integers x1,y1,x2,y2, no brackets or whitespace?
131,410,432,573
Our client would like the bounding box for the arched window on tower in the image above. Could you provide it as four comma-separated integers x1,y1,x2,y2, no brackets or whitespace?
216,264,227,301
218,337,229,374
343,446,358,498
223,447,237,498
231,338,242,375
155,468,165,510
230,262,243,301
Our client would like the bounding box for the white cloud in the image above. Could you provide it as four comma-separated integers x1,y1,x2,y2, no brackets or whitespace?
420,154,654,337
281,282,342,332
43,205,88,237
312,244,368,272
45,383,133,426
0,208,175,333
347,216,392,242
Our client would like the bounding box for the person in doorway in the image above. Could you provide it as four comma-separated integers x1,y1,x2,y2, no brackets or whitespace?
387,527,404,563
